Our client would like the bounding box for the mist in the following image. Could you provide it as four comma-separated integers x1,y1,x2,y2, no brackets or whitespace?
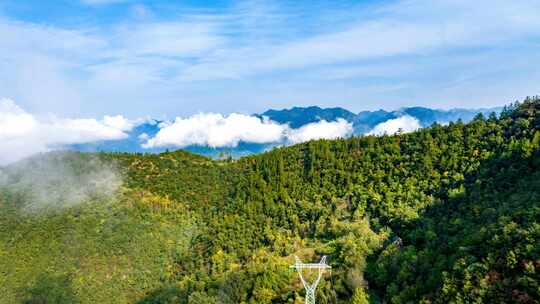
0,151,122,213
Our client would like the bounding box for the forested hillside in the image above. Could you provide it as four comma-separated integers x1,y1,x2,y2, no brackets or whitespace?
0,98,539,303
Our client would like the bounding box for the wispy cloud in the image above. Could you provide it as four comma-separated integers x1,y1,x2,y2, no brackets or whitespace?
177,0,540,81
0,0,538,116
112,21,224,57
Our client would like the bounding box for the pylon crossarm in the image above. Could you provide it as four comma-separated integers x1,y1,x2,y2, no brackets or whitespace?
291,263,331,269
289,256,331,270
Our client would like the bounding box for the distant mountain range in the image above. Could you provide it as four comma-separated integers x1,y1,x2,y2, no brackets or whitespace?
261,105,500,133
71,105,501,158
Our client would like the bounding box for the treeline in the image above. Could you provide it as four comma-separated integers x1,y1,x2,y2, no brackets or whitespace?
0,98,538,303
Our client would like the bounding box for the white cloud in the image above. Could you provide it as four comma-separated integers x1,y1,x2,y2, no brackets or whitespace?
367,115,421,136
286,119,353,144
103,115,135,131
0,97,427,164
0,99,38,139
143,113,287,148
0,98,359,163
143,113,354,148
0,98,133,165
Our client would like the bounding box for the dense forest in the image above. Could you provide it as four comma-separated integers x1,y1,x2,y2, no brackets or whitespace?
0,97,539,303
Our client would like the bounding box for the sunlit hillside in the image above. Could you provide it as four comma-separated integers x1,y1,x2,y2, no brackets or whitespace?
0,98,538,303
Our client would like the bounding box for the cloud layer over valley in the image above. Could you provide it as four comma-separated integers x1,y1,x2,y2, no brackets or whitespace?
367,115,421,136
142,113,287,148
1,98,483,164
0,99,361,164
143,114,354,149
286,119,353,144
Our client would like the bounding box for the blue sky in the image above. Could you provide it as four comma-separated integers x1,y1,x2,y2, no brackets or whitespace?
0,0,539,117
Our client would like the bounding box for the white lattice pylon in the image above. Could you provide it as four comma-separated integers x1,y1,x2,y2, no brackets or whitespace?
290,256,331,304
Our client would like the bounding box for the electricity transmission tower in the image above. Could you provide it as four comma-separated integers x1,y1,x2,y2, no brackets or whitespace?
290,256,331,304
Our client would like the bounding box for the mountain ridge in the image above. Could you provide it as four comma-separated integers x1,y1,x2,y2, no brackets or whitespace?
71,105,501,157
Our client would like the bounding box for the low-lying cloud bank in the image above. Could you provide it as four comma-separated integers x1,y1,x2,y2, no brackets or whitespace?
1,98,423,165
286,118,353,144
143,114,353,148
367,115,421,136
0,98,135,165
142,113,287,148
